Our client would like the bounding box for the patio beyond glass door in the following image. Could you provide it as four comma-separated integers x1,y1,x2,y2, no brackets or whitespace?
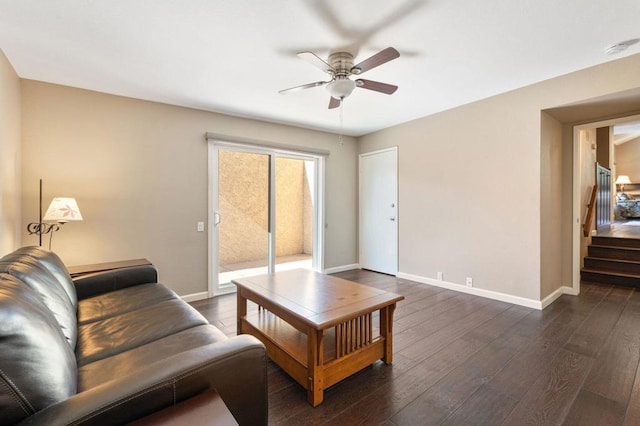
217,150,270,289
211,145,318,295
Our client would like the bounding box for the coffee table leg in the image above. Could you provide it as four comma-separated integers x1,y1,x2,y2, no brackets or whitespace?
307,328,325,406
237,289,247,335
380,304,396,364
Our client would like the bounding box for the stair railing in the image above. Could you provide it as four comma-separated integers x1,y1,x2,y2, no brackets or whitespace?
583,184,598,237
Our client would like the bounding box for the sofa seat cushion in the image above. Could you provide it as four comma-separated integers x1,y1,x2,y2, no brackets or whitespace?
77,283,177,325
0,273,77,425
77,324,228,391
76,299,208,366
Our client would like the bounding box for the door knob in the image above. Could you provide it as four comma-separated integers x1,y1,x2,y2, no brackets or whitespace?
390,217,396,221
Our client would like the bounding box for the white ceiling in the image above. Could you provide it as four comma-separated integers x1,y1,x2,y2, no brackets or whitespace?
1,0,639,136
614,122,640,145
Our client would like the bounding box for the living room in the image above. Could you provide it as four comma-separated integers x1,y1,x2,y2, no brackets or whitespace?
3,1,640,424
4,56,640,308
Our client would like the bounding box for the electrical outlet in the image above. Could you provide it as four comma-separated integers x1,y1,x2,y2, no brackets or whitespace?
197,221,205,232
466,277,473,287
437,272,443,281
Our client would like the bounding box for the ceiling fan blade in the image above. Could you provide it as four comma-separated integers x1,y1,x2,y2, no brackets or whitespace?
328,97,341,109
351,47,400,74
279,80,329,94
356,79,398,95
297,51,335,74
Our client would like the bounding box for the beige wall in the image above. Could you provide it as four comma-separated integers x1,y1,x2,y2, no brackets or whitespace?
20,80,357,296
596,127,611,168
615,137,640,182
359,53,640,302
578,129,597,264
540,111,563,299
0,49,21,256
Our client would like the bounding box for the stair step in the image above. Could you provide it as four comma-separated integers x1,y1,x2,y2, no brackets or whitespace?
581,269,640,287
588,245,640,261
592,236,640,249
584,257,640,274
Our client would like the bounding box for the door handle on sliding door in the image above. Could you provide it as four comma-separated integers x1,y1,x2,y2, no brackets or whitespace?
214,212,221,226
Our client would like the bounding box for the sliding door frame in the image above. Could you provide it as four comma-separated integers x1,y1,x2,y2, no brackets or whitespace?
208,139,325,296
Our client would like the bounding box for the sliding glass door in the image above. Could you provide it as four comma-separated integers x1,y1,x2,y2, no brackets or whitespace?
217,150,270,288
209,142,323,295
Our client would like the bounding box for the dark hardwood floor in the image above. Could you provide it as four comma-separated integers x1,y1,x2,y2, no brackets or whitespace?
191,269,640,425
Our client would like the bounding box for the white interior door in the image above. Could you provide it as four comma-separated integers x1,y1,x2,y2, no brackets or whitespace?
359,147,398,275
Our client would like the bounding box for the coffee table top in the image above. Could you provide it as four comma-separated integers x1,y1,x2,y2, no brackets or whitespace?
232,269,404,329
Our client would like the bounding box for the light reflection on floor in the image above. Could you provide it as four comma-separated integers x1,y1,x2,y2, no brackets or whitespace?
219,254,313,284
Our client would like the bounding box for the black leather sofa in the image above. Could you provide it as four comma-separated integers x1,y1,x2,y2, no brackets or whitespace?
0,247,267,425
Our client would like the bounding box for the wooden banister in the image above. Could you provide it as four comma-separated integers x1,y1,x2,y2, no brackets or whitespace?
583,184,598,237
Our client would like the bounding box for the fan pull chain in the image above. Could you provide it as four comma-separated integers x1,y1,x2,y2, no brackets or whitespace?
338,99,344,146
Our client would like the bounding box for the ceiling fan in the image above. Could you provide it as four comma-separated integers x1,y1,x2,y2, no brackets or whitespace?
279,47,400,109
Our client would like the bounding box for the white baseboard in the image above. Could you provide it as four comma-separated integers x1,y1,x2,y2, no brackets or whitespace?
397,272,546,310
540,286,575,309
181,272,576,309
181,265,362,301
181,291,209,302
324,263,360,274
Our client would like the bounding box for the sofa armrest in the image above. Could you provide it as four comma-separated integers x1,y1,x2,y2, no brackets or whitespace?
19,335,267,426
73,265,159,299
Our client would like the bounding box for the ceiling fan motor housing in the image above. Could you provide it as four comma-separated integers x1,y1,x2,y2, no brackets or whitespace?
326,52,357,99
328,52,355,77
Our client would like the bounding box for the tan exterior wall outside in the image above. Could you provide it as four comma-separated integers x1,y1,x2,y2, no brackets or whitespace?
275,157,308,257
218,151,269,265
303,162,313,255
0,49,21,256
218,152,312,266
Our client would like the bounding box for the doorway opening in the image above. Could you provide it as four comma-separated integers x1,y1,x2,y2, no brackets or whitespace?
208,140,325,296
573,114,640,291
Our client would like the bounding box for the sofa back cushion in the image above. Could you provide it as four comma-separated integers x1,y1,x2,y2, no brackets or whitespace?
1,246,77,307
0,273,77,424
0,255,78,348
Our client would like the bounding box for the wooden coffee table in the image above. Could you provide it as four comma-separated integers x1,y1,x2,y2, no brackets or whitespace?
233,269,404,406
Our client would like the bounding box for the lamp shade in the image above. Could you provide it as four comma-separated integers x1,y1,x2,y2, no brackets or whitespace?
43,198,83,223
616,175,632,185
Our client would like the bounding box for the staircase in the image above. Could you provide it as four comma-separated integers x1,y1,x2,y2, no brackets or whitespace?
581,236,640,287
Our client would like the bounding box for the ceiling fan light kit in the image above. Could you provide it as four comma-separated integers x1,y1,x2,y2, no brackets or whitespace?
279,47,400,109
326,78,356,100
